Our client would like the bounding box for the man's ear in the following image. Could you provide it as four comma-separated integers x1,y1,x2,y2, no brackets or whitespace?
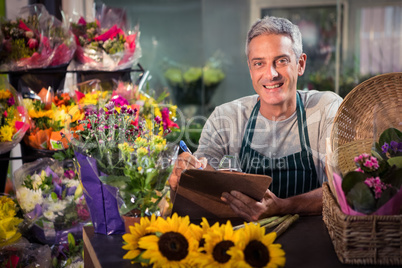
298,53,307,76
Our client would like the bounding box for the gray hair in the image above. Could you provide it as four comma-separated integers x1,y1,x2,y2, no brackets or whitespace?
245,16,303,60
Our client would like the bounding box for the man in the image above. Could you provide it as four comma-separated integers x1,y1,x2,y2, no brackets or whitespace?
169,16,342,221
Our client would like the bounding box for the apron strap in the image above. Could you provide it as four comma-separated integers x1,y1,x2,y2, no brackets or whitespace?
240,92,311,158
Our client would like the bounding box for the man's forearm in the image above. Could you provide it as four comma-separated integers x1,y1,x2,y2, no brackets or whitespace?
280,187,323,215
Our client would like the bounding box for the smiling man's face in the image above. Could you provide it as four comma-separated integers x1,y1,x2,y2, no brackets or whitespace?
248,34,306,117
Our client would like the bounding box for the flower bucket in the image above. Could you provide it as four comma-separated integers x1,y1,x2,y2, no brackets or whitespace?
76,68,132,91
7,63,70,94
75,151,125,235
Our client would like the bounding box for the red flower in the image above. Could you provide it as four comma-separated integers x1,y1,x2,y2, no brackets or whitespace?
75,90,85,102
3,110,7,117
18,20,31,32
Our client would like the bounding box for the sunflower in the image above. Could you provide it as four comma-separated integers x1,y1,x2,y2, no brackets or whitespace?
122,214,157,263
228,223,286,268
192,220,240,267
138,213,199,268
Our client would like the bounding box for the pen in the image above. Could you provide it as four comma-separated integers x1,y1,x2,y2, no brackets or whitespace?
180,140,193,155
180,140,203,169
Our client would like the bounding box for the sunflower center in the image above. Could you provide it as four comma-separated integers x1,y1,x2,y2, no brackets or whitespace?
244,240,270,267
212,240,235,263
158,231,189,261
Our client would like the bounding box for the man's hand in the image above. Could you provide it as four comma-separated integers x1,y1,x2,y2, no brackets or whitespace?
221,187,323,221
221,189,283,221
168,152,207,191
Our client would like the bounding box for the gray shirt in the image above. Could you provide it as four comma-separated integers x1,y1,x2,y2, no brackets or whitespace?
194,90,343,185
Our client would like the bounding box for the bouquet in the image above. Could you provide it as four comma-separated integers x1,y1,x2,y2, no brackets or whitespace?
0,4,76,70
22,87,84,151
122,213,286,268
73,98,179,218
0,238,52,267
70,5,141,71
0,195,23,247
13,158,90,244
332,127,402,215
0,78,29,154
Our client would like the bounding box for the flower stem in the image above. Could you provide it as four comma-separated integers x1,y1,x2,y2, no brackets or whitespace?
262,214,291,231
232,216,279,230
271,214,299,237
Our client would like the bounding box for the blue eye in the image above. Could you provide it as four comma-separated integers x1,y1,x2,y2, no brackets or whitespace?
276,58,289,67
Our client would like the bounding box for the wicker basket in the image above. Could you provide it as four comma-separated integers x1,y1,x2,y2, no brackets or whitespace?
324,72,402,265
322,182,402,265
330,139,373,175
330,72,402,152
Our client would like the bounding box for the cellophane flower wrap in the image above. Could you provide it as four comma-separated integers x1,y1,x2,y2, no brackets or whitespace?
13,157,90,244
72,85,179,234
70,5,141,71
331,125,402,215
22,86,84,151
0,77,29,154
0,4,76,71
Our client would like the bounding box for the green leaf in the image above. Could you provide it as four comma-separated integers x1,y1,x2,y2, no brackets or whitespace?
381,167,402,188
379,128,402,146
376,187,397,210
387,156,402,169
346,182,376,214
99,175,131,188
51,192,58,201
68,233,76,248
341,171,370,195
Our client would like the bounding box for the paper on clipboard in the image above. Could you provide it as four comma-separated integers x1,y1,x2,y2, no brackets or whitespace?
172,169,272,220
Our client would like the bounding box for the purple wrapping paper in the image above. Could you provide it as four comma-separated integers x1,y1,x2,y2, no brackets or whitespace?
75,152,125,235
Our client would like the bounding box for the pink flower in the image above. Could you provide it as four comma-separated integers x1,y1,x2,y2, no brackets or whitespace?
3,110,7,117
161,107,179,130
7,96,15,106
364,176,389,199
78,17,87,26
93,24,125,42
110,95,129,107
27,38,38,49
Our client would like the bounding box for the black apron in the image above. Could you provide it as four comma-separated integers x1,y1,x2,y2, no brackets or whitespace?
239,93,319,198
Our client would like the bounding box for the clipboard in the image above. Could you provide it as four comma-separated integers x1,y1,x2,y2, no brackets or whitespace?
172,169,272,220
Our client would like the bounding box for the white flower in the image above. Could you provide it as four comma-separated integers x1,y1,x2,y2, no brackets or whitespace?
16,187,43,212
48,201,67,213
43,210,56,221
31,174,43,190
62,178,79,188
66,260,84,268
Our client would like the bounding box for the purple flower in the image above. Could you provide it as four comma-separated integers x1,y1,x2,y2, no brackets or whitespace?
105,101,115,110
154,116,162,124
66,186,77,196
390,141,402,153
27,203,42,219
7,96,15,106
53,182,62,198
381,142,389,154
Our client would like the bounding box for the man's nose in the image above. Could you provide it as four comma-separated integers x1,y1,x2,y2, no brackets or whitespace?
265,64,279,80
